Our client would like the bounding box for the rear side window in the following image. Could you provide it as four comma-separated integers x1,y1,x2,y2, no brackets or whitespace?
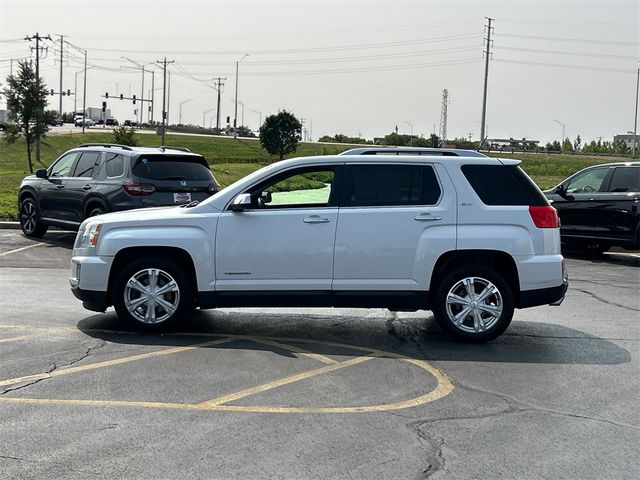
461,164,547,206
132,155,213,181
608,166,639,193
343,165,441,206
105,153,125,178
72,152,101,178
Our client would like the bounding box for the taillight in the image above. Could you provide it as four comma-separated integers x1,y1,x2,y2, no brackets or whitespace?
529,205,559,228
122,182,156,196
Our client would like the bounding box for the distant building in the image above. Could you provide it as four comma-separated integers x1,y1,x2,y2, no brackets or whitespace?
614,133,639,149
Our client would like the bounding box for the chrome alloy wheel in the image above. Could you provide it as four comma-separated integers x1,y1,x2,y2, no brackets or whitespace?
445,276,503,333
124,268,181,324
20,201,37,235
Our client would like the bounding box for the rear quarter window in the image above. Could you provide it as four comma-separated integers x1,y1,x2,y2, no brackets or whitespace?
132,155,213,181
461,164,547,206
608,166,639,193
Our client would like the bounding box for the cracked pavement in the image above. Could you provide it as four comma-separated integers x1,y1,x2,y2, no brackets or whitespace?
0,230,639,479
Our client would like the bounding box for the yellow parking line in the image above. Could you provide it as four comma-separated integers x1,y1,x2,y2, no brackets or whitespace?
242,336,338,365
0,243,46,257
197,352,384,408
0,333,49,344
0,336,236,387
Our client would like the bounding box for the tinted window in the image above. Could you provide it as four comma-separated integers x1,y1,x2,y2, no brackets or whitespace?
72,152,100,178
608,166,639,193
343,165,441,206
132,155,213,181
461,165,547,206
49,152,78,177
105,153,125,178
566,167,608,193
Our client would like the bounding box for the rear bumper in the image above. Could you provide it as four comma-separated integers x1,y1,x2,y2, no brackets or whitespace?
519,277,569,308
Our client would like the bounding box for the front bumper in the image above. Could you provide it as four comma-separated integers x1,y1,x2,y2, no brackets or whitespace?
70,255,113,312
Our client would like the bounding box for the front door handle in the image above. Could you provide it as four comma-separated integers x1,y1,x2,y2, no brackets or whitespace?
56,184,65,189
303,215,330,224
82,185,92,190
414,213,442,222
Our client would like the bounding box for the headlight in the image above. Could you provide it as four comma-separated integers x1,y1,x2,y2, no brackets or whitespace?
75,221,102,248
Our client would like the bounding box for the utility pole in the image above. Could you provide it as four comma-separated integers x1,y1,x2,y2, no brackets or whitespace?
212,77,226,132
633,66,639,158
234,54,249,138
156,57,174,145
480,17,493,144
150,70,155,124
58,34,64,118
25,33,51,164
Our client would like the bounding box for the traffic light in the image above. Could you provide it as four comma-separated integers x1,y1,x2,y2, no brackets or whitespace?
132,95,136,105
102,101,107,113
226,116,230,124
50,89,54,95
105,92,109,99
120,94,124,100
67,89,71,96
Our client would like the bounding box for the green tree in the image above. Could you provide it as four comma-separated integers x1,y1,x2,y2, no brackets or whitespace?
2,60,49,172
259,110,302,160
112,125,140,146
573,134,582,152
562,137,574,152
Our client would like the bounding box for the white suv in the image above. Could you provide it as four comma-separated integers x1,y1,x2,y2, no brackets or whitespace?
70,153,568,342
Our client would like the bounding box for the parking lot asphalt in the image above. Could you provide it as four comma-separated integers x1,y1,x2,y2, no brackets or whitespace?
0,228,639,479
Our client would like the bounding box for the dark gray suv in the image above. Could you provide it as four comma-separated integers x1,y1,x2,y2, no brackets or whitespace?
18,143,220,238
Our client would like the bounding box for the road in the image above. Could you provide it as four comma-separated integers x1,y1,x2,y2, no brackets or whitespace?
0,229,639,479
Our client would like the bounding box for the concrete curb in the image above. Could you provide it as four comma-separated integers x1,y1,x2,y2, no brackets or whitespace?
0,222,20,230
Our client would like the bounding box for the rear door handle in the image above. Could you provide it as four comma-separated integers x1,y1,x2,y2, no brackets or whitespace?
303,215,330,224
414,213,442,222
82,185,92,190
56,185,65,189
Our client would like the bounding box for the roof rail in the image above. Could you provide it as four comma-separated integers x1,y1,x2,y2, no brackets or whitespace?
78,143,133,151
339,147,487,157
159,145,191,153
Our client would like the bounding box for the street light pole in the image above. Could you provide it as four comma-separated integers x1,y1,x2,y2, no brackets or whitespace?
203,108,215,128
121,57,146,124
403,121,414,146
179,99,193,125
553,119,565,152
234,54,249,138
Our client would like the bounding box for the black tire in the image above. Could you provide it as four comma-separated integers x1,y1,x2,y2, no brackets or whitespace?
19,197,48,238
112,257,194,332
582,243,610,255
86,205,105,218
432,266,514,343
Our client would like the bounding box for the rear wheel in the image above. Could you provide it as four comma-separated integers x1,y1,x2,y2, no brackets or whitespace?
432,267,514,343
19,197,48,238
86,205,105,218
113,257,194,332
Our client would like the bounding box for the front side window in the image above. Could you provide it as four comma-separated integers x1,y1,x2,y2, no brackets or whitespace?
72,152,101,178
566,167,608,194
343,164,441,207
49,152,78,177
252,167,336,208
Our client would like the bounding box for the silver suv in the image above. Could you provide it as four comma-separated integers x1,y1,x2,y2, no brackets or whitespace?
70,153,568,342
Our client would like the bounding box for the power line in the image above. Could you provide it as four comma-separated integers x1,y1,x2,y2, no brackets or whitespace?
494,58,637,74
499,33,639,47
495,45,639,61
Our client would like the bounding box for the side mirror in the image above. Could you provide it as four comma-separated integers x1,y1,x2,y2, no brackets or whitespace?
554,184,574,201
229,193,252,212
260,191,272,204
35,169,48,179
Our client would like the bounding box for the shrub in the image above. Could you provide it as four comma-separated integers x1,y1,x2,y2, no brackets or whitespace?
112,126,140,146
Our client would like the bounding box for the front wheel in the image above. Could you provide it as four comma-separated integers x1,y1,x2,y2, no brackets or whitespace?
112,257,194,332
19,197,48,238
432,267,514,343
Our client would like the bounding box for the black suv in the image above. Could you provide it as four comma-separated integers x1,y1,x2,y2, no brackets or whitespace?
544,162,639,253
18,143,221,238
